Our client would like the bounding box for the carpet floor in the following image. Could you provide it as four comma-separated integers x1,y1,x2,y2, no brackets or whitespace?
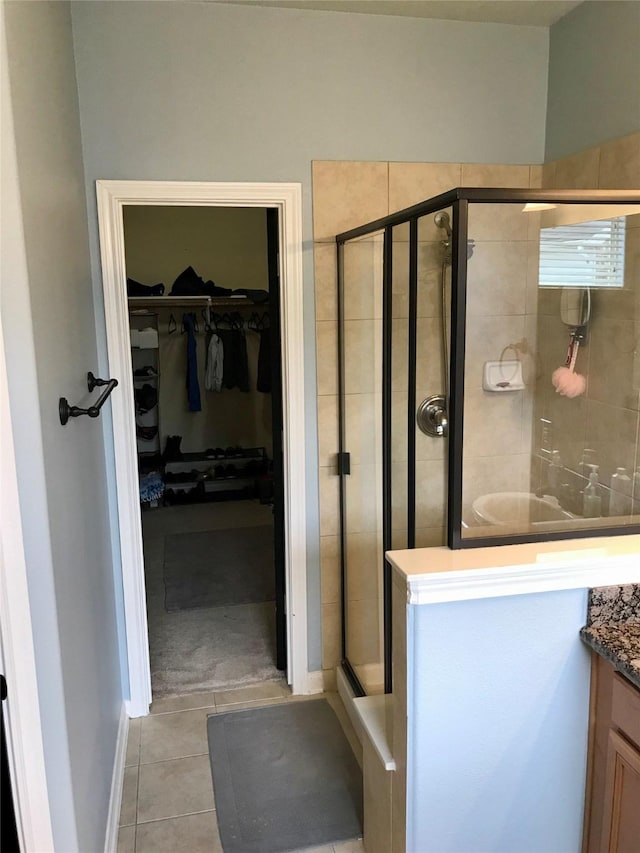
208,700,363,853
163,526,275,611
143,502,281,697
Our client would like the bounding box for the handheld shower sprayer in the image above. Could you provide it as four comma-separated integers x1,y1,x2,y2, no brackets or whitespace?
434,210,475,261
417,209,477,438
434,211,453,238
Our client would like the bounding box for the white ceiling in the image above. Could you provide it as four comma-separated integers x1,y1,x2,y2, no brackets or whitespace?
216,0,584,27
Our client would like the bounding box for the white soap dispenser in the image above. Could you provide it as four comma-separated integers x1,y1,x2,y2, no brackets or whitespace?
583,472,602,518
609,467,632,516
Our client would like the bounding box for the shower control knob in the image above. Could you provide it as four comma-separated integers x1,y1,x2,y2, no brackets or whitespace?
417,395,448,438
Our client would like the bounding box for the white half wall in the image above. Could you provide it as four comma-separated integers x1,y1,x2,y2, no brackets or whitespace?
407,588,590,853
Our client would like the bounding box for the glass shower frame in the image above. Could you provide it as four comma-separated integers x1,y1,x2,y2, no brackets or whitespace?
336,188,640,697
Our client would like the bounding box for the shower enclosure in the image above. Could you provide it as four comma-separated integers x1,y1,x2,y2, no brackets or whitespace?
336,188,640,696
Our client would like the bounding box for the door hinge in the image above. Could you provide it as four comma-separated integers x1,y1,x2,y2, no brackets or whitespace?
337,451,351,475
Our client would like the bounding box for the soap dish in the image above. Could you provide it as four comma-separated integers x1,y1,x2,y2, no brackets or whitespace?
482,360,525,392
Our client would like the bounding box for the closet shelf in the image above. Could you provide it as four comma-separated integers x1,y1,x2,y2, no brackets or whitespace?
128,296,264,310
164,475,258,490
164,447,267,465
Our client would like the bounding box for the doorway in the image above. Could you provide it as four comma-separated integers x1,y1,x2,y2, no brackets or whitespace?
97,181,308,716
123,204,285,698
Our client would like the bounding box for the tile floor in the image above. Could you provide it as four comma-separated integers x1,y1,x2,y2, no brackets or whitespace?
118,680,364,853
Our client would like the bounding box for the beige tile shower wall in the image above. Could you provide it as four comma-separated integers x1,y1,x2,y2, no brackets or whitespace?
313,162,390,678
460,165,541,523
312,160,541,676
536,133,640,510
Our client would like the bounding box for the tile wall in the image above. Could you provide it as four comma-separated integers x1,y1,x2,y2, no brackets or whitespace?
460,165,542,523
534,132,640,517
312,160,543,679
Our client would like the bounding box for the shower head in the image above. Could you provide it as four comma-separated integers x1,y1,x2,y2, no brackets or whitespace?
434,210,475,261
434,211,452,239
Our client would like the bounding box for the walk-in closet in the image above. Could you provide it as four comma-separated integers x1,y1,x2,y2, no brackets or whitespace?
123,205,285,699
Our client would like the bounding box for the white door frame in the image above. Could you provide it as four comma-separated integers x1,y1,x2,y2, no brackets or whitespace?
96,180,309,717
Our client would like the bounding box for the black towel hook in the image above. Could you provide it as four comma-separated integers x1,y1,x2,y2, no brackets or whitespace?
59,372,118,425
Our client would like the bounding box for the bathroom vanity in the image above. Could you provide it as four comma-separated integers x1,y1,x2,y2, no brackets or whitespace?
581,589,640,852
340,536,640,853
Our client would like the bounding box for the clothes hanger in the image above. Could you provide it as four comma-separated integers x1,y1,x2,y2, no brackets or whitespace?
181,312,199,334
201,308,212,332
168,313,177,334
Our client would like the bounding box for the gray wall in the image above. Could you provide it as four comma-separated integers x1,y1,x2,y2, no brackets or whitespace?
2,2,122,849
546,0,640,160
70,0,550,671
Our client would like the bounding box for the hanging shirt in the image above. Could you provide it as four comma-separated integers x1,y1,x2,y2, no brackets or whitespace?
205,331,224,392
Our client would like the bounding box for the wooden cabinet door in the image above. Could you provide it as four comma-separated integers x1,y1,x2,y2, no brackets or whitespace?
600,729,640,853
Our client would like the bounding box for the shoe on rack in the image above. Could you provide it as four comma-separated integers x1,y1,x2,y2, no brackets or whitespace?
134,366,158,379
137,424,158,442
163,435,183,462
135,384,158,413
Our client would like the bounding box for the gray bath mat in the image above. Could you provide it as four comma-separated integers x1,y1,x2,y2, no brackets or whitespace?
207,700,363,853
163,526,274,611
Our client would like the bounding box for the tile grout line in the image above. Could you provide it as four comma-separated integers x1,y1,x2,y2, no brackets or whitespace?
135,807,216,827
138,750,210,766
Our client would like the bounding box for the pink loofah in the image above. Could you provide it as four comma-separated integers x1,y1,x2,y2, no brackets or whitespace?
552,366,586,398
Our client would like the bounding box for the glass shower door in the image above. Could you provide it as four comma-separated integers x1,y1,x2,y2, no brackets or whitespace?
339,230,385,695
412,211,451,547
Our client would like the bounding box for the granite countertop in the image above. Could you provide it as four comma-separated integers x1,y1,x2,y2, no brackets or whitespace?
580,584,640,691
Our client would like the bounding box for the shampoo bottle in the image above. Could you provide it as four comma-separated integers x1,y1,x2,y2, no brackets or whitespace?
579,449,597,478
549,450,563,489
583,472,602,518
609,467,632,516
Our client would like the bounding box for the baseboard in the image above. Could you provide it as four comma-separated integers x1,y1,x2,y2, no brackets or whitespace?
305,670,325,694
104,704,128,853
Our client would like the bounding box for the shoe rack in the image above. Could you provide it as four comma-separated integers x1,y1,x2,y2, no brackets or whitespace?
129,309,161,468
163,446,271,505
